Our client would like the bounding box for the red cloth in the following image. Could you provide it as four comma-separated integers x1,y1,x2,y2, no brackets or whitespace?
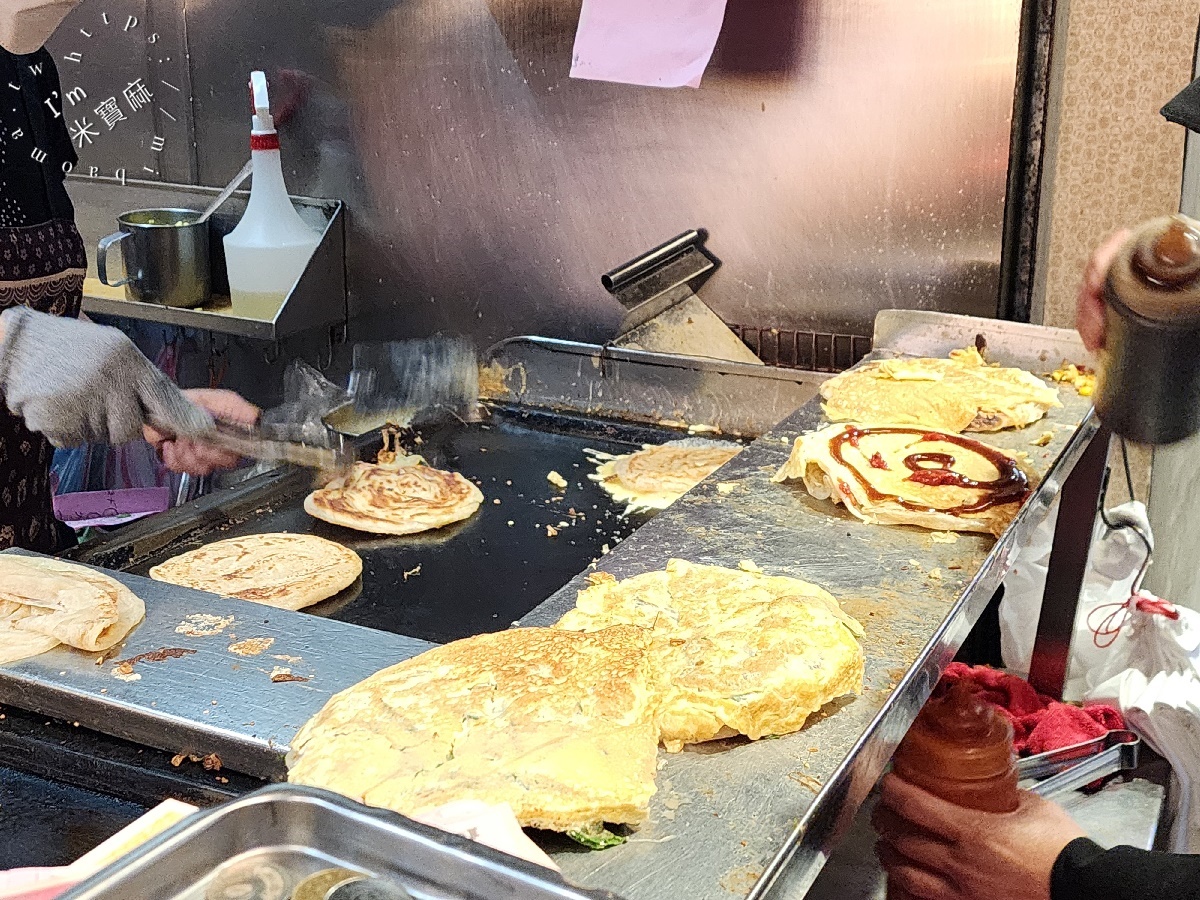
940,663,1124,755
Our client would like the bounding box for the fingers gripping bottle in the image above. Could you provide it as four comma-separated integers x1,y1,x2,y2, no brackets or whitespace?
223,71,320,319
887,681,1020,900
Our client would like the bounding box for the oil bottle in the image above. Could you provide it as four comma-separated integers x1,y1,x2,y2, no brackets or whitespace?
223,71,320,319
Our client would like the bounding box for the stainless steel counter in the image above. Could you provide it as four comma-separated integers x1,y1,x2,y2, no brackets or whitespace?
0,311,1101,900
517,311,1097,899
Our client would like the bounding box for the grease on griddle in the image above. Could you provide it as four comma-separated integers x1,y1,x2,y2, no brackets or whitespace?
228,637,275,657
112,647,196,680
175,613,235,637
269,665,310,683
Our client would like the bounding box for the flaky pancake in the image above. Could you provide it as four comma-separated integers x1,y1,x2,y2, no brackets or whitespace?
821,348,1061,433
586,439,742,513
773,422,1034,536
0,555,144,664
148,534,362,611
287,625,660,832
556,559,865,753
304,458,483,535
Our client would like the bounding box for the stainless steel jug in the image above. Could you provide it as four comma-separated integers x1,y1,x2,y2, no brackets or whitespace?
97,208,211,308
1094,214,1200,444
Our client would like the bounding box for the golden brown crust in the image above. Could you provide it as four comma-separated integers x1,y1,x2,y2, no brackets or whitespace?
0,556,144,664
304,460,484,535
556,559,864,752
148,533,362,611
286,626,661,831
820,349,1061,433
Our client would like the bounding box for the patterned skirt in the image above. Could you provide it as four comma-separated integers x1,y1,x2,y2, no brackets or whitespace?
0,219,85,552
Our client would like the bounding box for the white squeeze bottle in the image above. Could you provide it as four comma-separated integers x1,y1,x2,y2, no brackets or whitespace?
223,71,320,318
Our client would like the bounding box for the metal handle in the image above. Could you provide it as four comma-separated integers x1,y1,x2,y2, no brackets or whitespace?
96,230,132,287
1023,731,1141,797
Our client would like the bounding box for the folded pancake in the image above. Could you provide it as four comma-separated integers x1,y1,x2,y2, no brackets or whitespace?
304,456,483,535
586,439,742,513
149,533,362,611
0,555,144,664
773,423,1034,536
556,559,865,753
287,625,661,832
820,348,1061,433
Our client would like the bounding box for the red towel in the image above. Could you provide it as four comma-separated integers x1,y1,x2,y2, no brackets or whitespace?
939,663,1124,755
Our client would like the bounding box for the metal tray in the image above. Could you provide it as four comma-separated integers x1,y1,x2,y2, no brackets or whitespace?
62,784,622,900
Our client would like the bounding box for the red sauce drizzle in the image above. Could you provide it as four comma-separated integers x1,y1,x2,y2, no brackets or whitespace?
828,426,1029,515
869,452,889,470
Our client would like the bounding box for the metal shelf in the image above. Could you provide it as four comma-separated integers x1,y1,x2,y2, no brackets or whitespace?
71,177,346,341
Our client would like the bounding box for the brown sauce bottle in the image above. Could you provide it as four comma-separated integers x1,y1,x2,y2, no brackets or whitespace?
892,680,1019,811
886,682,1019,898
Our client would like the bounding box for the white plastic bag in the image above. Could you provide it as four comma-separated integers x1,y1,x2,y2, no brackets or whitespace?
999,499,1152,699
1084,596,1200,853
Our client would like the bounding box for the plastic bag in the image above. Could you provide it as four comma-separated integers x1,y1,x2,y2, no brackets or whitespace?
1084,596,1200,853
999,499,1152,699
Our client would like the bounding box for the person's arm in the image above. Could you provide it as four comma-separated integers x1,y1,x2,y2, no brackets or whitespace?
0,307,254,475
1051,837,1200,900
872,773,1083,900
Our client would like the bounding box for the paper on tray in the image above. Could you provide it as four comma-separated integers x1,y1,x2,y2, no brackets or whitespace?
569,0,729,89
52,488,170,530
411,801,560,871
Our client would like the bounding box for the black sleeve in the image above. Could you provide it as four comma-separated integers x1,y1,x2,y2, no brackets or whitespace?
1051,837,1200,900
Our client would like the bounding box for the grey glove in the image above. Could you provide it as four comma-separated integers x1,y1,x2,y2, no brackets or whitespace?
0,307,213,448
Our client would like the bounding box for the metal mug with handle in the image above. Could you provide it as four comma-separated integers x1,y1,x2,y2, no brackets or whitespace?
97,207,211,308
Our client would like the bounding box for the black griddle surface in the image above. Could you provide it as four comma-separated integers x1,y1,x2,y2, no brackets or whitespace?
120,408,705,644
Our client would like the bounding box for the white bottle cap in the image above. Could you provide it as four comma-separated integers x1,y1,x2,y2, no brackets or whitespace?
250,71,275,135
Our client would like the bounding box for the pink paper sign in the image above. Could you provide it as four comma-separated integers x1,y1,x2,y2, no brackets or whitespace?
570,0,729,89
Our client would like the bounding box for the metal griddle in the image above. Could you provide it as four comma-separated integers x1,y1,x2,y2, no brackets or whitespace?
69,406,692,645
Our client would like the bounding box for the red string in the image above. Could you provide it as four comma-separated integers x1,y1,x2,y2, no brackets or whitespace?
1088,592,1180,648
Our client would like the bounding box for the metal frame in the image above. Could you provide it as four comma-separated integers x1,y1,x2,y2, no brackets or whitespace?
1028,424,1111,697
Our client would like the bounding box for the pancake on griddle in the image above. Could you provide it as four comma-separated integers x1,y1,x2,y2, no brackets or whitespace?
287,625,661,832
586,439,742,513
556,559,865,753
149,533,362,611
821,347,1061,433
304,437,483,535
0,556,144,664
773,422,1034,536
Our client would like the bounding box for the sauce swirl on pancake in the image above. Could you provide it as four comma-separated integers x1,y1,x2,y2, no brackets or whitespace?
829,426,1029,516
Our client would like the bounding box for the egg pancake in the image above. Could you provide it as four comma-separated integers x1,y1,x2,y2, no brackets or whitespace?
773,422,1034,536
586,440,741,513
556,559,865,753
304,458,484,535
148,533,362,611
0,556,144,664
820,348,1061,433
286,625,661,832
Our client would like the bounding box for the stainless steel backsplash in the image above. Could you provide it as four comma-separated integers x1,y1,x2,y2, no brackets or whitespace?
51,0,1021,355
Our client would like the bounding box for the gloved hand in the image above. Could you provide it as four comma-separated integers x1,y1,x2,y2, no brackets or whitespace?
0,307,213,448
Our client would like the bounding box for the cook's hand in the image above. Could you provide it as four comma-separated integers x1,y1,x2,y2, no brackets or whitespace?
144,389,260,476
0,307,213,448
1075,230,1129,352
872,773,1086,900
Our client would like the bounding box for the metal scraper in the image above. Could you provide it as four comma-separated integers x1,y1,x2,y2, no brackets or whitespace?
323,336,480,436
202,420,356,476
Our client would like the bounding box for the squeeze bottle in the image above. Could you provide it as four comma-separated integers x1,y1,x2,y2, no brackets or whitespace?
223,71,320,317
887,681,1019,900
1093,214,1200,444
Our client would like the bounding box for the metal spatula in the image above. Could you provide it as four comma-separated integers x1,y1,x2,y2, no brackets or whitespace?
323,336,480,436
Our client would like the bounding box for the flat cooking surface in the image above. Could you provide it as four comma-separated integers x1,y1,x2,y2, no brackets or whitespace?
117,407,700,644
